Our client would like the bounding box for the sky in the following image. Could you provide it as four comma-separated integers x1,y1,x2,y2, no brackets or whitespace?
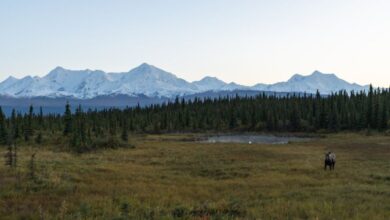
0,0,389,87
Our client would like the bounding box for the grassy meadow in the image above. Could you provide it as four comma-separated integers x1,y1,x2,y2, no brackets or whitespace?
1,133,390,219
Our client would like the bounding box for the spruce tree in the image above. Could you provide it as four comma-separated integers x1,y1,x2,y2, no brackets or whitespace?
380,99,388,130
109,115,117,137
63,102,72,136
24,105,34,141
121,120,129,142
366,85,374,128
290,103,301,131
28,105,34,135
0,107,8,145
314,90,321,129
38,106,44,128
10,109,20,139
71,105,89,152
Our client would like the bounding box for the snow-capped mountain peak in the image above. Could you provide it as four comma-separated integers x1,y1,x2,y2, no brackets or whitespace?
0,65,369,99
125,63,178,80
312,70,324,75
113,63,199,97
270,70,368,94
0,76,19,94
2,76,18,84
52,66,66,72
192,76,227,91
131,62,154,72
220,82,250,91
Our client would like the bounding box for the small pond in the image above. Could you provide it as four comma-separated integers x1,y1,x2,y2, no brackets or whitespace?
202,134,313,145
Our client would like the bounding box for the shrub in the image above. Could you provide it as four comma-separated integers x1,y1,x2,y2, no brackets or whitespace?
90,137,134,150
35,133,43,144
172,205,189,218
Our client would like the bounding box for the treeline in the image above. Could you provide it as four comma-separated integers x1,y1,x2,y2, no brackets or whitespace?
119,86,389,133
0,86,389,150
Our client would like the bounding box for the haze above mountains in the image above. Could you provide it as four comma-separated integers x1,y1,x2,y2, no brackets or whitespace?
0,63,368,99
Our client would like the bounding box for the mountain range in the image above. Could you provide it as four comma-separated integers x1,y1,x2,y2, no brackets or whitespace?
0,63,368,99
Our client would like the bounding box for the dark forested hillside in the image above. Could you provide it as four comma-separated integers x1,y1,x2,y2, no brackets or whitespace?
0,86,389,151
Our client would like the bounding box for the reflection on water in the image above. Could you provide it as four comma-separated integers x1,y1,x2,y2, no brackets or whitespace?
203,135,312,144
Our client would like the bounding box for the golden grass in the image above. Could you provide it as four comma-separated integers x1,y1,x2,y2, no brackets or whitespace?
1,133,390,219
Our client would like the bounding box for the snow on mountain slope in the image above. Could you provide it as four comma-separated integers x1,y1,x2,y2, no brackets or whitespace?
220,82,250,91
192,76,227,91
1,76,38,97
0,65,368,99
42,67,109,98
0,63,200,98
0,76,18,93
266,70,368,94
251,83,268,91
113,63,199,97
73,70,116,98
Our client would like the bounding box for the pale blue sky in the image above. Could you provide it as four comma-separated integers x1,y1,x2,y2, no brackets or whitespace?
1,0,389,86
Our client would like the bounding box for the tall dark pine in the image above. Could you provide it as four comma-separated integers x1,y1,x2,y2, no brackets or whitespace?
38,106,44,128
24,105,34,141
10,109,20,139
0,107,8,145
71,106,88,152
229,109,237,129
109,115,117,137
328,102,340,131
121,120,129,142
63,102,72,136
290,103,301,131
380,99,388,130
366,85,374,128
314,90,321,129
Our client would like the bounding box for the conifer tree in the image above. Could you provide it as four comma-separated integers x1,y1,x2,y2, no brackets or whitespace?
366,85,374,128
0,107,8,145
38,106,44,128
63,102,72,136
10,109,20,139
380,99,388,130
71,106,89,152
121,120,129,142
24,105,34,141
290,103,301,131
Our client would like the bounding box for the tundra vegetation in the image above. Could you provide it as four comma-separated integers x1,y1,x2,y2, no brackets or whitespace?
1,133,390,219
0,87,390,219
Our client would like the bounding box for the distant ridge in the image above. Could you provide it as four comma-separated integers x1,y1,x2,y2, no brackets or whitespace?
0,63,369,99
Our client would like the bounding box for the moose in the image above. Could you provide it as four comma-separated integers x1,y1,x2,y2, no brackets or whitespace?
324,152,336,170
